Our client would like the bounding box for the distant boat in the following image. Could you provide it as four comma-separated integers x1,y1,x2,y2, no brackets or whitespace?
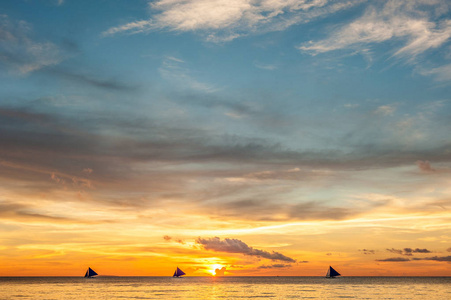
325,266,341,278
84,267,98,278
173,267,186,278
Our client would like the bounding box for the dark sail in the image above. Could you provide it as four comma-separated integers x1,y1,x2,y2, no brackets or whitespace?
84,267,98,278
173,267,186,277
326,266,341,278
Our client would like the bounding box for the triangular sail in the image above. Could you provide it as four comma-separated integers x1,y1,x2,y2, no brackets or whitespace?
84,267,98,278
329,266,340,277
173,267,186,277
88,267,98,277
176,267,186,276
326,266,341,278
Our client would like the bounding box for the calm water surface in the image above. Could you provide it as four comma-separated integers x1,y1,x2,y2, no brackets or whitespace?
0,276,450,299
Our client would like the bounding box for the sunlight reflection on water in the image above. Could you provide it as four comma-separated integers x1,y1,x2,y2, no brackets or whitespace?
0,276,450,299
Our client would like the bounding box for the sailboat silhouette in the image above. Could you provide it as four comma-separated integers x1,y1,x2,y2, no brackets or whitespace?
173,267,186,278
325,266,341,278
84,267,98,278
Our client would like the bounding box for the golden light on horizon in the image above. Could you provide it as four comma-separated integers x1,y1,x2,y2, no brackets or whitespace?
209,264,224,276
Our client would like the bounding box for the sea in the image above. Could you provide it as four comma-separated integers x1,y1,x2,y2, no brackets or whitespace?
0,276,450,299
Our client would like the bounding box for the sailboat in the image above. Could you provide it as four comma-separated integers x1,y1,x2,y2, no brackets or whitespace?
173,267,186,278
325,266,341,278
84,267,98,278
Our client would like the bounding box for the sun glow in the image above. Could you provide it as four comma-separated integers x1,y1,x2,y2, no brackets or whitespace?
210,264,224,276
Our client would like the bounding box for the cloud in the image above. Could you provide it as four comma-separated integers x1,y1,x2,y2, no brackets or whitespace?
258,264,292,269
299,0,451,61
386,248,403,255
103,0,362,42
374,104,397,116
254,62,278,70
412,256,451,262
447,248,451,252
159,56,217,92
83,168,93,175
0,15,63,74
404,248,432,255
206,197,388,222
196,237,296,263
418,63,451,82
44,67,138,92
0,201,96,224
386,248,431,256
376,257,411,262
214,266,226,276
359,249,375,255
1,98,451,221
416,160,436,173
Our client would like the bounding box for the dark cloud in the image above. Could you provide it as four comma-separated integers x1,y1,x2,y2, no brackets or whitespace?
386,248,407,256
376,257,410,262
386,248,431,256
162,236,185,244
447,248,451,252
412,256,451,262
196,237,296,263
1,95,451,220
258,264,292,269
359,249,375,255
410,248,431,253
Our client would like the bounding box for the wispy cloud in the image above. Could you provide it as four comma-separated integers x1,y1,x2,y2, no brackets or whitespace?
359,249,375,255
254,61,278,70
0,15,63,74
196,237,296,263
159,56,218,92
374,104,397,116
299,0,451,61
376,257,410,262
103,0,362,42
418,63,451,82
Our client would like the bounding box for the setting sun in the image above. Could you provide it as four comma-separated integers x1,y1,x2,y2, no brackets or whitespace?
210,264,225,276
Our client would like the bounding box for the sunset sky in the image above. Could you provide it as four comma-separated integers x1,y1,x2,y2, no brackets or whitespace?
1,0,451,277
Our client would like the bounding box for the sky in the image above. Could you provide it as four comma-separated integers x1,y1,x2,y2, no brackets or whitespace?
1,0,451,277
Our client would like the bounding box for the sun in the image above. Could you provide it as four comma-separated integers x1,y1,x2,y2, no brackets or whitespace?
209,264,223,276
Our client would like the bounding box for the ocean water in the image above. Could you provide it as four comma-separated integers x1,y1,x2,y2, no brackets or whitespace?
0,276,450,299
